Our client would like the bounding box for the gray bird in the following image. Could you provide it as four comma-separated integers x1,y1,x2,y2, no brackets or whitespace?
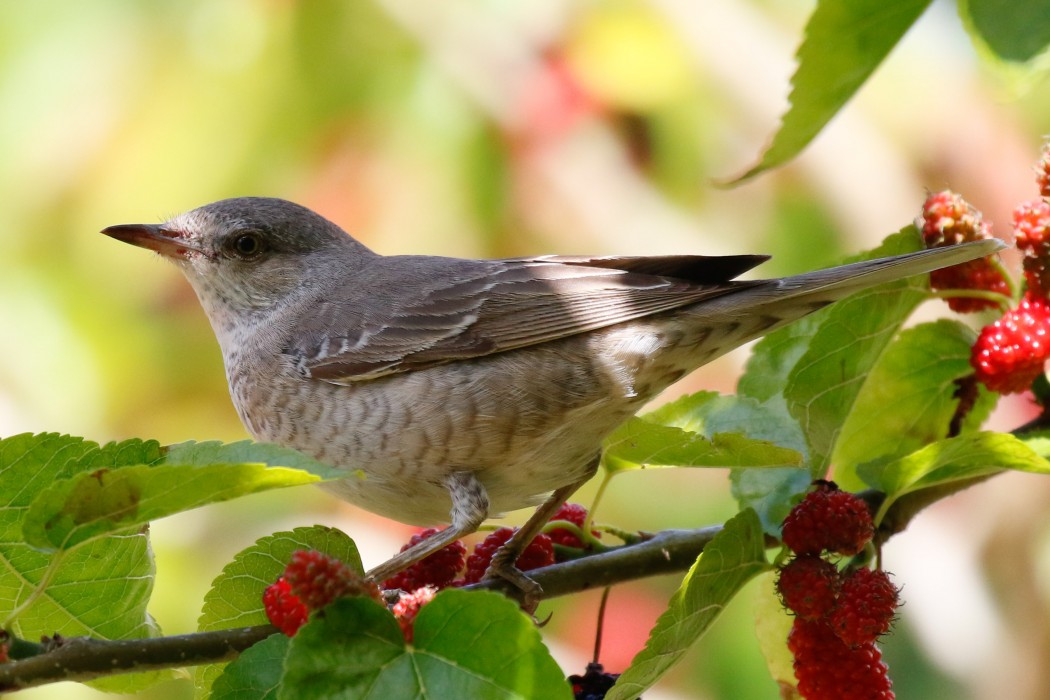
101,197,1001,596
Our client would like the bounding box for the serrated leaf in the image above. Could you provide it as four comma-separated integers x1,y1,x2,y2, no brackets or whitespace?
959,0,1050,62
66,438,165,473
196,526,362,697
833,320,995,487
752,570,796,694
784,229,930,475
211,633,289,700
607,510,770,700
279,590,571,700
860,432,1050,519
0,434,165,692
730,0,933,182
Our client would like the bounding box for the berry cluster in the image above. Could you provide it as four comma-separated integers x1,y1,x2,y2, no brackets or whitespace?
777,483,898,699
923,144,1050,395
462,526,555,584
381,502,594,592
382,528,467,592
262,550,381,637
371,503,594,640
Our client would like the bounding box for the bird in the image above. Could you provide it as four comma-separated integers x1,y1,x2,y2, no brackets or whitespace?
101,196,1001,599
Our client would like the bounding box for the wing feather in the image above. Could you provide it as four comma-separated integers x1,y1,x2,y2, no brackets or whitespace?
291,254,764,383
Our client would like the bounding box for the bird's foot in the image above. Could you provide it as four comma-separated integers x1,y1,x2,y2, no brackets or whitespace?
483,545,543,613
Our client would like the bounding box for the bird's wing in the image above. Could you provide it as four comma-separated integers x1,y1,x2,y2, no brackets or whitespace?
290,253,768,383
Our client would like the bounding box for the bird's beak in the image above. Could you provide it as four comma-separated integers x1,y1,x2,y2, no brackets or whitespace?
100,223,202,259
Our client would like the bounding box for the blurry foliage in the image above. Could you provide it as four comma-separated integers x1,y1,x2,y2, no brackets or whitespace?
3,0,1050,698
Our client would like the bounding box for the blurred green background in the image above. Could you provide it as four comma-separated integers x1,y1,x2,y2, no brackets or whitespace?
4,1,1050,698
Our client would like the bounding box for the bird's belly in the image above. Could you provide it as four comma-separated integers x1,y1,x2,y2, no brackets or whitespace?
227,334,667,525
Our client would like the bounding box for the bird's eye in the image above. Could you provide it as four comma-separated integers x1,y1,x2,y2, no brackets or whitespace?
230,233,264,259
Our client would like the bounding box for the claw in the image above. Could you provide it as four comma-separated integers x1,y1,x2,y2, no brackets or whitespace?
483,550,544,613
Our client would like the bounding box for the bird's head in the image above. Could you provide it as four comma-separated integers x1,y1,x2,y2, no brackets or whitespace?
102,197,375,322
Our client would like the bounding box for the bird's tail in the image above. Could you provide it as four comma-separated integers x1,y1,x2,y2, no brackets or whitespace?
680,237,1006,353
762,237,1004,302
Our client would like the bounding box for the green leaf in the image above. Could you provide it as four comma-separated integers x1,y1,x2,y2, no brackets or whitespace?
602,393,802,473
784,229,930,475
736,327,822,533
645,392,807,456
739,321,825,404
0,434,165,692
730,0,933,182
833,320,995,487
164,440,343,478
860,432,1050,519
21,441,344,552
280,590,571,700
607,510,770,700
196,526,361,697
211,633,289,700
643,392,810,533
959,0,1050,62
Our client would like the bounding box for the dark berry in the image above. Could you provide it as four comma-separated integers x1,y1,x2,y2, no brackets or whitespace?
781,483,874,556
789,618,894,699
382,528,466,592
777,555,841,620
568,662,622,700
284,549,380,611
829,568,899,647
463,527,555,584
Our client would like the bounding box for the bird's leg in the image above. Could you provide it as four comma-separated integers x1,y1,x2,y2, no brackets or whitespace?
484,454,601,611
366,471,489,585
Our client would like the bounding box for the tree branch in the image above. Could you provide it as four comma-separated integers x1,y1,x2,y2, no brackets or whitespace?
0,626,274,692
470,525,739,603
